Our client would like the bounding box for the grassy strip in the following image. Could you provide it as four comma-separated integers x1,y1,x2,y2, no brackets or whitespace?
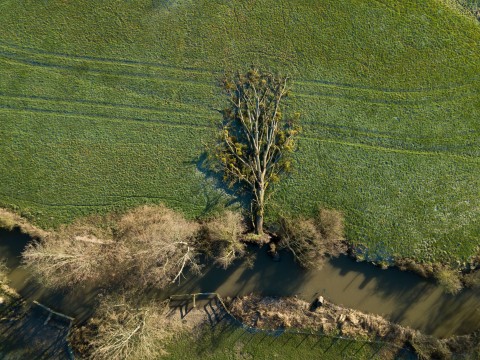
164,320,384,360
0,0,478,266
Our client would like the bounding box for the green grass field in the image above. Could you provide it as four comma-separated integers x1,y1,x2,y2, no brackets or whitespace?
164,321,398,360
0,0,479,265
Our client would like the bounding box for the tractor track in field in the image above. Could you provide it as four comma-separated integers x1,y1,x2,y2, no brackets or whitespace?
0,51,214,87
0,96,478,157
0,39,478,105
0,99,477,160
0,39,478,159
0,92,213,117
1,97,477,151
0,39,215,75
300,136,480,162
295,89,476,105
0,191,187,208
0,104,212,130
301,120,479,141
1,91,477,147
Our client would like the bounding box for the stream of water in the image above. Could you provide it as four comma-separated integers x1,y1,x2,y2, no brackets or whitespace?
1,227,479,338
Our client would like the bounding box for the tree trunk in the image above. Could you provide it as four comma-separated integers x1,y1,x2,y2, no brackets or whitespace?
255,212,264,235
255,185,265,235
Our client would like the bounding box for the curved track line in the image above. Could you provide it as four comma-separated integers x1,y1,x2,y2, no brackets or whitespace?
0,92,213,117
0,39,215,75
295,89,476,105
0,51,214,87
2,103,476,161
3,51,473,106
1,86,477,143
1,101,477,156
301,121,479,141
1,91,476,144
0,192,182,208
295,77,476,93
1,38,477,96
300,136,480,162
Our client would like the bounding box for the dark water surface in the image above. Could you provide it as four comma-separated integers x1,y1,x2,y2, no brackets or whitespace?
1,227,479,337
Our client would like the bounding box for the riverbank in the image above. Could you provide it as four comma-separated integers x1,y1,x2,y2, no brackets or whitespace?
0,209,47,239
347,244,480,295
1,207,480,337
3,205,479,296
227,294,480,359
1,218,480,358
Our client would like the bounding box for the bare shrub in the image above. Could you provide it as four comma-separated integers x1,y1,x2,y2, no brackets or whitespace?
0,213,16,231
279,208,346,269
463,271,480,288
395,258,434,278
279,217,324,269
411,334,452,360
22,223,117,288
435,268,463,295
202,211,246,269
116,205,201,288
88,295,182,360
22,205,202,291
317,209,344,239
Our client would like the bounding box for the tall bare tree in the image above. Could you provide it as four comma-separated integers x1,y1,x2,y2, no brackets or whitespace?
213,68,300,235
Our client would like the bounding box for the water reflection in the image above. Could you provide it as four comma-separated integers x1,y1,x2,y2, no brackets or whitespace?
1,228,479,337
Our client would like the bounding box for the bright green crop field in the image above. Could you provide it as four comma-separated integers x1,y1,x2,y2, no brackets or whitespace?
0,0,479,265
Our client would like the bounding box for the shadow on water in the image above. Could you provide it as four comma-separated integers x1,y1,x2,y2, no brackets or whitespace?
0,227,99,325
1,227,480,337
171,246,480,338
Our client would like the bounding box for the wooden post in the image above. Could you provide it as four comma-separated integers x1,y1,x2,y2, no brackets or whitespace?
193,294,196,308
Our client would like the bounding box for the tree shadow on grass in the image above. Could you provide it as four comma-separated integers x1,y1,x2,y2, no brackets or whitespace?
192,152,252,221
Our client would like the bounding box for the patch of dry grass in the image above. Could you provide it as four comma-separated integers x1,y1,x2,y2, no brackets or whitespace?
435,269,463,295
22,223,117,289
22,204,202,290
116,205,201,288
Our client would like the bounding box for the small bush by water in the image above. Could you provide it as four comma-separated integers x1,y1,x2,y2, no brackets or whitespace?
200,210,247,269
435,269,463,295
278,208,347,269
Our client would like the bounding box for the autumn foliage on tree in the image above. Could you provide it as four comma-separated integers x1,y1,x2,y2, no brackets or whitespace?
213,68,300,235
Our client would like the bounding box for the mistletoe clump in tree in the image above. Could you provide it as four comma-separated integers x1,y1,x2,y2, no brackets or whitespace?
214,68,300,235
